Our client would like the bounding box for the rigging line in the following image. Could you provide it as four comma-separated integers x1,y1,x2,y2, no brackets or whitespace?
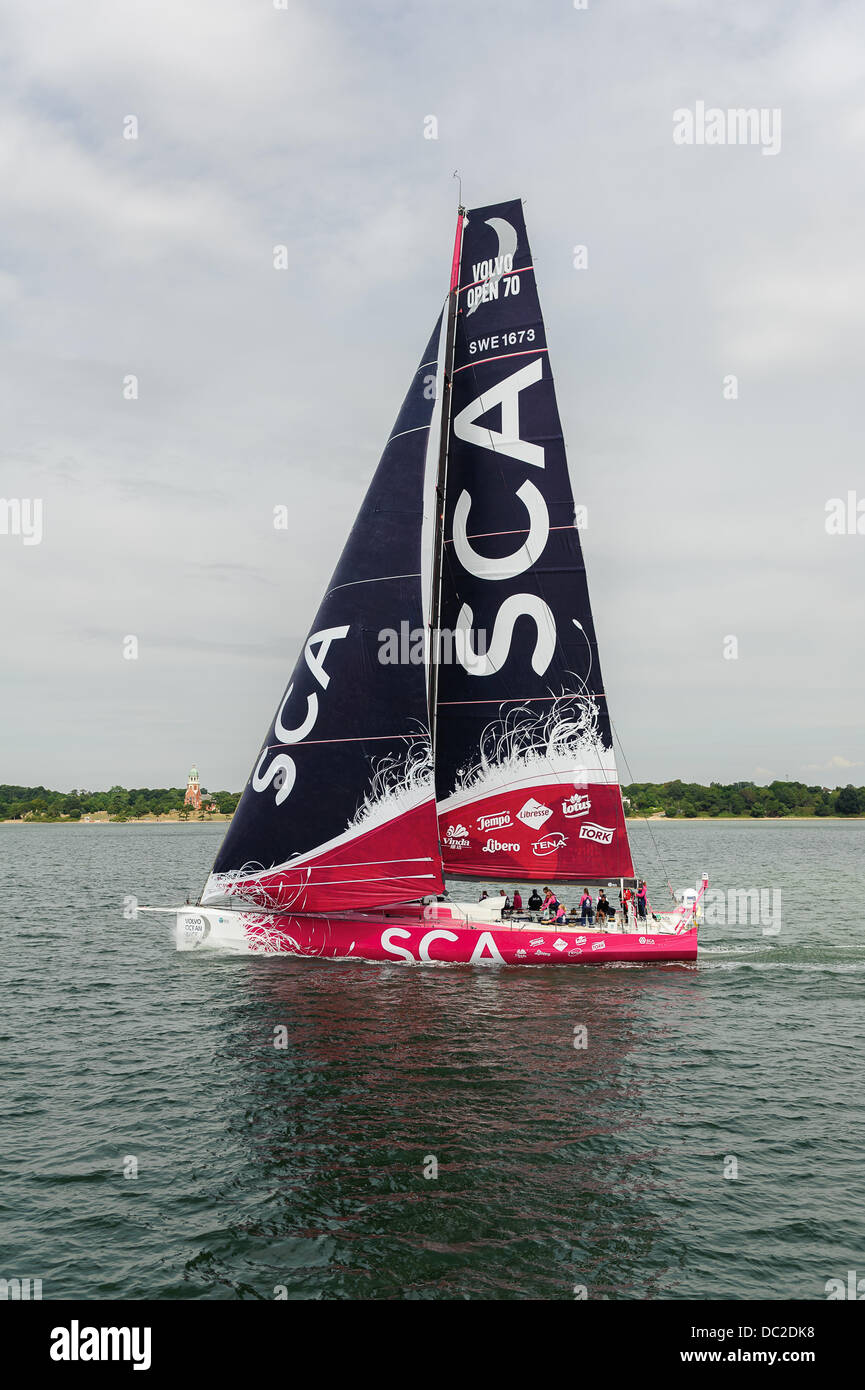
609,716,677,903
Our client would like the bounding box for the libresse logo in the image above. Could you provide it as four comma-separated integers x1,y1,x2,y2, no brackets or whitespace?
578,822,614,846
517,798,552,828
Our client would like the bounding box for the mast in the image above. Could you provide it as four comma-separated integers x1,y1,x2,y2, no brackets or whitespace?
429,205,465,763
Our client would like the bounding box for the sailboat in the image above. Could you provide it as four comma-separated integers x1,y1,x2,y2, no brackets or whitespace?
165,197,707,963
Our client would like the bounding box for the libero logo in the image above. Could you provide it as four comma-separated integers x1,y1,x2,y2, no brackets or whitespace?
482,837,520,853
50,1321,151,1370
578,822,614,846
476,810,512,832
562,792,591,818
532,832,567,856
517,798,552,829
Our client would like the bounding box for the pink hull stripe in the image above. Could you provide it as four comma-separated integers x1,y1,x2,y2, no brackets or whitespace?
439,781,634,880
239,910,698,965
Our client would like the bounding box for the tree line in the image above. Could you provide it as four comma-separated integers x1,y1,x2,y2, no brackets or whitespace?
0,785,241,822
1,779,863,823
625,780,864,817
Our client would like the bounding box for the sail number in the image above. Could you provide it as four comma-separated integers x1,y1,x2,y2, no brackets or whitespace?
468,328,535,356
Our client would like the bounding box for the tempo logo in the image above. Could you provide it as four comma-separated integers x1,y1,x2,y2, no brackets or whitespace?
49,1321,152,1371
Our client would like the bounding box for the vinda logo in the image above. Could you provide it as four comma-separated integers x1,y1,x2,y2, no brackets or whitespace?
466,215,518,315
579,822,615,846
562,792,591,818
443,823,470,849
517,798,552,829
532,832,567,856
253,626,349,807
476,810,512,832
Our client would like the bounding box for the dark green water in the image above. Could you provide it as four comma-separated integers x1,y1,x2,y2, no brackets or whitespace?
1,820,862,1300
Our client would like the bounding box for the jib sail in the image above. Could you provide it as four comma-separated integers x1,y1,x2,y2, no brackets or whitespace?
433,199,634,882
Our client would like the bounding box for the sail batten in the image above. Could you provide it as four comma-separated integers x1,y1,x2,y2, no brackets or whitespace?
433,198,634,883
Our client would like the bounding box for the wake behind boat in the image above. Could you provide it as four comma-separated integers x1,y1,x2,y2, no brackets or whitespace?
150,195,707,964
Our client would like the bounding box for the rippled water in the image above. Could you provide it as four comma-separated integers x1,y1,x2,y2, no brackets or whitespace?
1,819,862,1299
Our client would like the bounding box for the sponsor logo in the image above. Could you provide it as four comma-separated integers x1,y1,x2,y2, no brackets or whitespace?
532,832,567,856
517,797,552,829
638,937,656,946
578,821,615,846
528,936,545,946
534,950,551,957
562,791,591,818
515,948,527,958
476,810,512,832
591,940,606,951
482,837,520,853
567,947,583,956
553,938,568,952
573,935,587,945
443,823,470,850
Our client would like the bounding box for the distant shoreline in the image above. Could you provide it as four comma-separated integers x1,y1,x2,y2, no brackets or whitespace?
2,814,863,826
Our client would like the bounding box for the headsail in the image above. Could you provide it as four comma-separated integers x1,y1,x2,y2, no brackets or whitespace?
201,318,446,912
433,199,634,882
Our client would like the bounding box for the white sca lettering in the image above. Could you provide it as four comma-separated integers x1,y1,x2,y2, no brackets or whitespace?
381,927,505,964
452,359,555,678
253,625,349,806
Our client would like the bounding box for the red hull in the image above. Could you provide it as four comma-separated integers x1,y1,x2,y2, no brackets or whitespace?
180,905,698,964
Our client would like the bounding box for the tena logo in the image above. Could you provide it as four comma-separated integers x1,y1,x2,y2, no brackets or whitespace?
476,810,512,832
532,832,567,856
517,797,552,829
562,791,591,818
578,821,615,846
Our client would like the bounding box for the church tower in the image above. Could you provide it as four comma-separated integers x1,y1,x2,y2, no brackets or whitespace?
184,765,202,810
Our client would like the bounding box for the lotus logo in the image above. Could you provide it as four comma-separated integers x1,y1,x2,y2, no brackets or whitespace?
562,792,591,818
517,797,552,828
532,832,567,856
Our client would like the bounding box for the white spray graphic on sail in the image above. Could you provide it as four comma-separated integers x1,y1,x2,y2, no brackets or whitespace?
348,732,434,832
440,692,618,810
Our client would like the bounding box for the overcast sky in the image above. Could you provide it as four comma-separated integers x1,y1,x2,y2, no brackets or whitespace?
1,0,863,792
